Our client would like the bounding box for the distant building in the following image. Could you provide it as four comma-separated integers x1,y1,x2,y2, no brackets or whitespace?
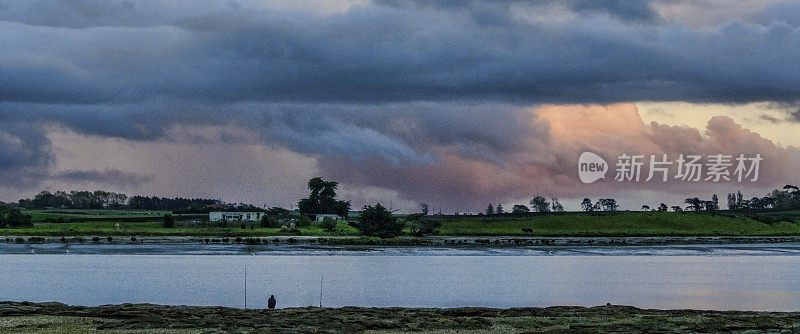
313,213,342,222
209,211,264,222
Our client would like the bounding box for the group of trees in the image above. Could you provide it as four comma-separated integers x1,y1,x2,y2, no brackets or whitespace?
580,198,619,212
727,186,800,211
128,196,223,212
485,196,564,215
18,191,130,210
0,203,32,228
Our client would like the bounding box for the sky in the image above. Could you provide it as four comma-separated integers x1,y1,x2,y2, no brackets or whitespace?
1,0,800,212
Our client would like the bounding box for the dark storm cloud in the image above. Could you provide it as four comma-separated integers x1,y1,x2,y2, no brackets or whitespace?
2,0,800,105
53,169,153,187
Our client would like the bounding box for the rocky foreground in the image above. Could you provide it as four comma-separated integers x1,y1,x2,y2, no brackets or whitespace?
1,302,800,333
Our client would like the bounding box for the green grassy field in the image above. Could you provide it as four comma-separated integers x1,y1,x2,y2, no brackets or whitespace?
0,220,360,237
23,209,171,221
435,211,800,236
2,209,800,238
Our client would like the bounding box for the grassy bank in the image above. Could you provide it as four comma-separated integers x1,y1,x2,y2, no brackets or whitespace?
436,211,800,236
1,301,799,333
2,210,800,238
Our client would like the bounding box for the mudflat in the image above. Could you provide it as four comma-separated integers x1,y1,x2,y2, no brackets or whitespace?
1,301,799,333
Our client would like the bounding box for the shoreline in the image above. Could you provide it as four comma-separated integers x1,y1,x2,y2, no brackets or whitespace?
2,235,800,247
1,301,799,332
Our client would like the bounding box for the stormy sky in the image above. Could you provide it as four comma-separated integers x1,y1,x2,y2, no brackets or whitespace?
2,0,800,212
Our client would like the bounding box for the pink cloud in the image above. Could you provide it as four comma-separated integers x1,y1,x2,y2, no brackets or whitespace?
320,103,800,211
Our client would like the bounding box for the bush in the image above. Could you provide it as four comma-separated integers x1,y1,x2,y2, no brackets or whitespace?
163,214,175,228
107,236,113,243
320,216,337,232
260,215,281,228
92,237,100,243
0,204,33,228
295,215,312,227
280,222,300,234
354,203,404,238
405,213,441,237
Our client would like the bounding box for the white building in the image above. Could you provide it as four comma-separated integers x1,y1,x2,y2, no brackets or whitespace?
209,211,265,222
313,213,342,222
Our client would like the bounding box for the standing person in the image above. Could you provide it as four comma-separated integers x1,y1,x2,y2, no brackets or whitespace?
268,295,276,309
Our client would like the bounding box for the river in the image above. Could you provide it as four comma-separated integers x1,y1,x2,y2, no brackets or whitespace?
2,243,800,311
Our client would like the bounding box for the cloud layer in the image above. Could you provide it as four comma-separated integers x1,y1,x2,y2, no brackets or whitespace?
2,0,800,210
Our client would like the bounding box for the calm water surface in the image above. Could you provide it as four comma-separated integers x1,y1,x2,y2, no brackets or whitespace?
1,243,800,311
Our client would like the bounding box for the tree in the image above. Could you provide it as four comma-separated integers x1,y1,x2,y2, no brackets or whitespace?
671,205,683,212
580,198,594,212
496,203,504,214
727,193,737,210
163,214,175,228
420,203,429,216
736,191,744,209
551,198,564,212
485,203,494,215
298,177,351,218
511,204,530,213
320,216,337,232
405,213,441,237
657,203,668,212
641,205,650,211
354,203,404,238
530,196,550,212
711,194,719,211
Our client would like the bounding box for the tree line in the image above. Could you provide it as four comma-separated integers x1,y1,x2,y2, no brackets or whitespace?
484,196,568,215
726,185,800,211
638,185,800,213
17,190,229,212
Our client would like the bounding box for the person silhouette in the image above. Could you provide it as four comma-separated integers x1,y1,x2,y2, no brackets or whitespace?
268,295,276,309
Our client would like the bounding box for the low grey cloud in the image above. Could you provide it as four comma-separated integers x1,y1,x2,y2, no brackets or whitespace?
52,169,153,188
0,122,52,188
